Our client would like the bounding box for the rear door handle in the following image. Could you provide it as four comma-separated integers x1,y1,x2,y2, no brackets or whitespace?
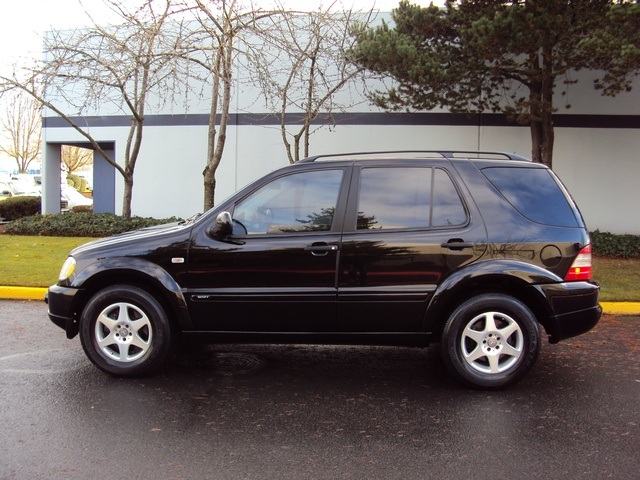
441,239,475,251
305,243,338,256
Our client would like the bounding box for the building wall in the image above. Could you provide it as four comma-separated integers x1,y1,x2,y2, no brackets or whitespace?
42,69,640,234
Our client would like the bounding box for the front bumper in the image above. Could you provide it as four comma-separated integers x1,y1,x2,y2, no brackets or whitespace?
537,281,602,344
46,284,82,339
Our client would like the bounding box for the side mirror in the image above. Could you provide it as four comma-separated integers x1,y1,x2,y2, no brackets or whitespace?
210,211,233,238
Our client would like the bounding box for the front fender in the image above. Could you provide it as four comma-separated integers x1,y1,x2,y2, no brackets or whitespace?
70,257,192,331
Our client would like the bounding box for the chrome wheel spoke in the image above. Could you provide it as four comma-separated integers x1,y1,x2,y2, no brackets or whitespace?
117,343,131,361
501,342,522,359
130,317,151,335
97,311,118,331
464,345,486,363
482,313,499,333
498,321,519,340
130,333,150,351
487,352,501,373
97,331,117,348
463,325,486,344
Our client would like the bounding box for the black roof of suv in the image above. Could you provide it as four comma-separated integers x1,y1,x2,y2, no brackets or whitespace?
47,150,601,389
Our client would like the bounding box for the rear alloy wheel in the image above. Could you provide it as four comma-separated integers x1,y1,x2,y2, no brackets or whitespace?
80,285,172,376
442,294,541,389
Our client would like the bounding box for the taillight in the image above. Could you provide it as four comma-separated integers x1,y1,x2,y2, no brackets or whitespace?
565,245,592,281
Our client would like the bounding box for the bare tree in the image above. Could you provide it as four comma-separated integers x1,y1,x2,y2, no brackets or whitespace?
1,0,185,218
0,88,41,173
62,145,93,176
255,5,375,163
179,0,279,211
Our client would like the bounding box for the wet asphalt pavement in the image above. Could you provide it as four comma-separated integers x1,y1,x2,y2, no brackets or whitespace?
1,300,638,480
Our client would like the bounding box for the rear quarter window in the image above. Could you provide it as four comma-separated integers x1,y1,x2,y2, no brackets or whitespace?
482,167,580,227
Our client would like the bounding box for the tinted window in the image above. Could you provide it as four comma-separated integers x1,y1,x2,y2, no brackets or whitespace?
432,168,468,227
233,169,343,234
357,167,466,230
482,167,579,227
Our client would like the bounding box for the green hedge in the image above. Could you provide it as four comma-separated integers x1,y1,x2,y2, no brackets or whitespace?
4,212,183,237
590,230,640,259
0,196,41,221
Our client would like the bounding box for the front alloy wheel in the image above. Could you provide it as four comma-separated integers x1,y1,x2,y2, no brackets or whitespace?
94,302,153,363
442,294,541,389
80,285,172,376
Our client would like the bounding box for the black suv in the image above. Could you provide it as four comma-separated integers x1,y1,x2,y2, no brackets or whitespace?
47,151,601,389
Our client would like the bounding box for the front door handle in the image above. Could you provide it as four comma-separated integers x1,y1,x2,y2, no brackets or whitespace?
441,239,475,251
305,243,338,256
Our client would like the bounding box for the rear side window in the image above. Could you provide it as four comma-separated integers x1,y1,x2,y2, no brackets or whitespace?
482,167,579,227
356,167,467,230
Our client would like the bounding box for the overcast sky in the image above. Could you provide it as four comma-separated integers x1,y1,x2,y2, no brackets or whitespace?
0,0,437,69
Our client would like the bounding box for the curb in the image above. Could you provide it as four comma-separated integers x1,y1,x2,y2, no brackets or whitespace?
0,286,48,301
599,302,640,315
1,286,639,315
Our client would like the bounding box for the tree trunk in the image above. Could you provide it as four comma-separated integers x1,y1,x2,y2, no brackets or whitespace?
540,54,555,169
540,109,554,169
203,173,216,212
530,117,543,164
122,173,133,219
527,49,554,168
203,53,222,212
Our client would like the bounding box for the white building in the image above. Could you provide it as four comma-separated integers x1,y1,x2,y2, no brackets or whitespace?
40,40,640,234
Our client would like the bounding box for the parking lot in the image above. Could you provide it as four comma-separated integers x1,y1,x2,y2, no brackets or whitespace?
1,299,638,479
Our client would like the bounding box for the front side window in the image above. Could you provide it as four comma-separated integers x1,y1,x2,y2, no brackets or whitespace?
233,169,343,235
356,167,466,230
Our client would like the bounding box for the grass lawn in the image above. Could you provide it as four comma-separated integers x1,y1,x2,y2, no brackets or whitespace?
593,256,640,302
0,235,638,301
0,236,91,288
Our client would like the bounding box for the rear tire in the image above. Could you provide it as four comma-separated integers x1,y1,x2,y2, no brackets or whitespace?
442,294,541,389
79,285,172,377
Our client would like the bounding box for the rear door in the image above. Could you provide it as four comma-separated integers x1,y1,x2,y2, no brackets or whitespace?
337,161,487,332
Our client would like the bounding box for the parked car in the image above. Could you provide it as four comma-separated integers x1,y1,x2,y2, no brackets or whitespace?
61,185,93,209
47,151,601,389
1,180,69,211
1,180,40,199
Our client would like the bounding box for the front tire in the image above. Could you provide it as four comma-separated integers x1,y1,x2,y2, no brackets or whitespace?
442,294,541,389
79,285,172,377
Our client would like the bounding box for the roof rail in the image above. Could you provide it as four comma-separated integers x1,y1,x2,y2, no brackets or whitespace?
299,150,531,163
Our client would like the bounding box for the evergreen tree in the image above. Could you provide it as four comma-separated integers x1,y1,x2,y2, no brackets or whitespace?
351,0,640,167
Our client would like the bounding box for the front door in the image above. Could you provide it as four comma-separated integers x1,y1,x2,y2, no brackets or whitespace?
186,168,348,332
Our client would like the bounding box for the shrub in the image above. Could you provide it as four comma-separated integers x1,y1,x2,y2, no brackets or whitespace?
4,212,183,237
71,205,93,213
0,196,41,221
67,174,89,193
590,230,640,259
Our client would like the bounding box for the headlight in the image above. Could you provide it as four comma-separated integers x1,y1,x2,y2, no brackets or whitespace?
58,257,76,282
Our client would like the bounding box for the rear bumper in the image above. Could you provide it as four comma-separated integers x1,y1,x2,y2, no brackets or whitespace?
47,284,81,339
537,281,602,344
